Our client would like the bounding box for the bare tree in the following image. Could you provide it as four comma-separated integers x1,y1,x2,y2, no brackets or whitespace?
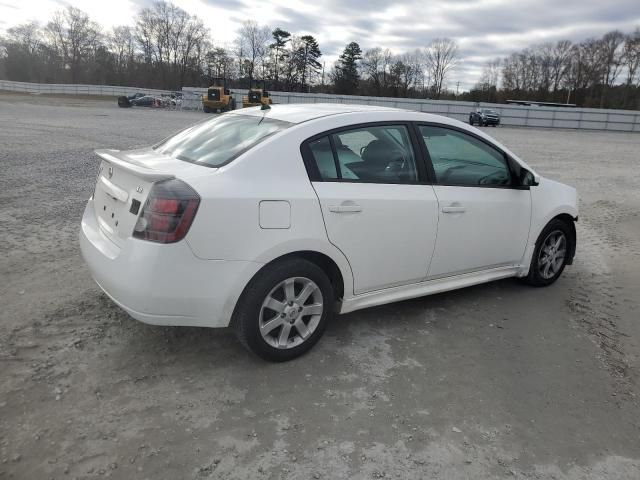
6,22,42,55
175,14,208,87
549,40,573,93
204,46,234,82
622,28,640,107
475,58,501,101
133,1,209,88
423,38,458,98
236,20,270,88
46,6,100,82
109,26,135,79
599,30,626,107
2,22,47,81
623,29,640,85
362,47,384,95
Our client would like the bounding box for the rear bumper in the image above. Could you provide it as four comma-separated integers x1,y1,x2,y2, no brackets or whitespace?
79,199,262,328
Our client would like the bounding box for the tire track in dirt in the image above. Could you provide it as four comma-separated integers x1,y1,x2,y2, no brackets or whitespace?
566,201,639,398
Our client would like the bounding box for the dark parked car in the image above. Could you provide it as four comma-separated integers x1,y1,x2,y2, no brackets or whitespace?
118,94,170,108
117,93,146,108
469,108,500,127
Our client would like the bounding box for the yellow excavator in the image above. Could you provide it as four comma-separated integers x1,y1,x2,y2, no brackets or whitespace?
202,78,235,113
242,88,272,108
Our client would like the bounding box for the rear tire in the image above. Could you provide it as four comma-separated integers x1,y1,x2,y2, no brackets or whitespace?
524,218,573,287
203,105,211,113
232,258,334,362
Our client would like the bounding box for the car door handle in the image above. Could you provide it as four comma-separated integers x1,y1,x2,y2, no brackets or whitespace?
329,204,363,213
442,205,466,214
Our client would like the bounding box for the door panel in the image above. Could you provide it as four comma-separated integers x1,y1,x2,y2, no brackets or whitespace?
428,186,531,278
417,124,532,278
313,182,439,294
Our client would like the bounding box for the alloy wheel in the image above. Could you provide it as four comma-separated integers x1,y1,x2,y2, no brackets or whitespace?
259,277,324,349
537,230,567,280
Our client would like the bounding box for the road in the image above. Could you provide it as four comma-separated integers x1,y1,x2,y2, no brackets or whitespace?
1,92,639,479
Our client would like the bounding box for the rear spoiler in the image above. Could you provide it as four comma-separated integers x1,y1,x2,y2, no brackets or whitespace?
95,149,175,183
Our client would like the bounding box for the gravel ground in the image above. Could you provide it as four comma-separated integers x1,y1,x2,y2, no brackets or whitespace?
1,92,639,479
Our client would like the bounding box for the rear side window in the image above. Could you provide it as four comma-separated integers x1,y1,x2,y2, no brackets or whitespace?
308,137,338,179
305,125,419,184
155,114,292,167
419,125,511,187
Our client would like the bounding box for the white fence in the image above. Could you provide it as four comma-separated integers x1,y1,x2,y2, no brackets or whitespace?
0,79,173,97
185,87,640,132
3,80,640,132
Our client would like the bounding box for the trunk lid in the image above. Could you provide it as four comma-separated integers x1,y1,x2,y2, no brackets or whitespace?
92,148,208,247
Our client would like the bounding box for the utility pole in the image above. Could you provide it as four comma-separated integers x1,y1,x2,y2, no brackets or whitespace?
321,62,325,93
456,81,460,97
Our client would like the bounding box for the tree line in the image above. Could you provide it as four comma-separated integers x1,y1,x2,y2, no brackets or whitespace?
0,2,459,99
470,30,640,109
1,1,639,109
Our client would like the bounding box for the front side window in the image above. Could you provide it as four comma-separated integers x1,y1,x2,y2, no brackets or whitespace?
419,126,512,187
155,114,292,167
306,125,418,183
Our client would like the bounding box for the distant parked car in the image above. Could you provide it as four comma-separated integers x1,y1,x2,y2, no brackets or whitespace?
469,108,500,127
81,104,578,361
131,95,167,107
118,94,170,108
117,93,146,108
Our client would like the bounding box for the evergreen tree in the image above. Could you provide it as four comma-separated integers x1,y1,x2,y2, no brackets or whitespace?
269,27,290,87
296,35,322,91
332,42,362,94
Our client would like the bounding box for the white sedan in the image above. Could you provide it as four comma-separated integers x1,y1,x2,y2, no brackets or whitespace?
80,104,578,361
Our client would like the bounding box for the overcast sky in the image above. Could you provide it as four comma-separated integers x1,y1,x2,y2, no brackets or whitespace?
1,0,640,90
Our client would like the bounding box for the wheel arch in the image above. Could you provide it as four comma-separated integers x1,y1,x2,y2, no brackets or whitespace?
265,251,346,302
550,212,577,265
277,251,343,298
521,206,578,275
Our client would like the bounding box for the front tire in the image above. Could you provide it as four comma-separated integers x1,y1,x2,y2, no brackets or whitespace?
524,218,573,287
232,258,334,362
117,96,131,108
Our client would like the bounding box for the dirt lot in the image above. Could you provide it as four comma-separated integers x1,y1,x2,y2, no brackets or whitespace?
1,93,639,479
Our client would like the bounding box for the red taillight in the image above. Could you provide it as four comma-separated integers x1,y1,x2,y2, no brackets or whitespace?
149,198,181,214
133,179,200,243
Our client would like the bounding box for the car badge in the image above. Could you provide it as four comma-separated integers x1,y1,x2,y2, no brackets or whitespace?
108,166,114,179
136,186,143,193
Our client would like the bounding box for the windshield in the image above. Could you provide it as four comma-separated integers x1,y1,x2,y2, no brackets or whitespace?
154,114,292,167
481,109,497,114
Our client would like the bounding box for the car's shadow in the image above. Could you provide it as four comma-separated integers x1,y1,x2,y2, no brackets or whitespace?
94,276,538,370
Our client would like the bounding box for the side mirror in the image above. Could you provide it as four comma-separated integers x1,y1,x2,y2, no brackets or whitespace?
520,169,540,187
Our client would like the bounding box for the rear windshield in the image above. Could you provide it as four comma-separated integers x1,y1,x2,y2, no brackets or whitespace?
154,114,292,167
